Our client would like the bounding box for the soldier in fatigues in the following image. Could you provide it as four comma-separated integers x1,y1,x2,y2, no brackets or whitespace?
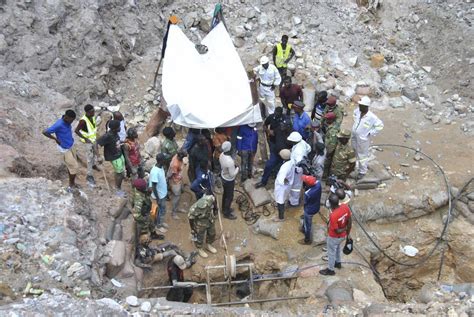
320,96,343,132
131,178,162,238
323,112,340,178
330,129,357,181
188,194,218,258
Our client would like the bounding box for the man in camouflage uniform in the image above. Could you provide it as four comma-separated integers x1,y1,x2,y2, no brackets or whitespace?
135,234,178,268
323,112,340,178
330,129,357,181
188,194,218,258
160,127,179,173
131,178,161,238
320,95,343,132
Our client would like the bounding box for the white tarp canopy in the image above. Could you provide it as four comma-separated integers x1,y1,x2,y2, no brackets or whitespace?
162,22,261,128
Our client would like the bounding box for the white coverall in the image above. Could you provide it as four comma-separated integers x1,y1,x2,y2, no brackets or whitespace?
274,160,295,205
253,64,281,116
289,140,311,205
351,109,384,175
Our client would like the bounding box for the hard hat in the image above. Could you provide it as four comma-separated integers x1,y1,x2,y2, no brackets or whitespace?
287,131,302,143
279,149,291,160
301,175,317,186
293,100,305,108
221,141,231,152
173,255,187,270
337,129,351,138
358,96,371,106
260,56,269,65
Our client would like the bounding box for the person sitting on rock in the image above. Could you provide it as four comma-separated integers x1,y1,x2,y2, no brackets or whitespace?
188,194,218,258
166,254,198,302
123,128,144,180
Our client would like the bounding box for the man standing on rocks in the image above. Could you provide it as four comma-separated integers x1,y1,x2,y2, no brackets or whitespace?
107,111,127,142
330,129,357,181
292,101,311,140
321,95,343,131
323,112,340,178
320,193,352,276
75,104,100,187
149,153,168,233
123,128,144,180
280,76,303,116
287,131,311,207
299,175,322,245
311,91,328,122
168,150,187,220
131,178,161,239
97,120,126,197
254,56,281,116
43,110,79,191
188,194,218,258
273,149,294,222
272,35,295,80
160,127,178,174
351,96,384,179
219,141,239,220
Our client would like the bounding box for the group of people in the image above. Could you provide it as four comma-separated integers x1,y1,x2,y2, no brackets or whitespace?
42,34,385,301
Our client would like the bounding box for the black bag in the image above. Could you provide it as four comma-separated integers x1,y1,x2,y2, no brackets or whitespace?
343,237,353,255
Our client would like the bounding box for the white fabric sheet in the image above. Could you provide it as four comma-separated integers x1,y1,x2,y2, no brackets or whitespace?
162,23,261,128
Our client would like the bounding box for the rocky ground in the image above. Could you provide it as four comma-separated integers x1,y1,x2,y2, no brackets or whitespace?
0,0,473,315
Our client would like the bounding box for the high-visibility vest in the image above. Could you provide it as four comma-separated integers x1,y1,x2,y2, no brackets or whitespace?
275,43,292,68
80,115,97,143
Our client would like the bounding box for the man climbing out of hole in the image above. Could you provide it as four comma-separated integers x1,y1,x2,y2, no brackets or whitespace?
320,193,352,276
166,253,198,303
188,193,218,258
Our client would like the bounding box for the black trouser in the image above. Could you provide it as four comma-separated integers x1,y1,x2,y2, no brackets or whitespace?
222,178,235,215
277,203,285,220
166,287,193,303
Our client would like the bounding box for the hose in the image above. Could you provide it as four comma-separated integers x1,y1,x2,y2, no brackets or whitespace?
234,189,273,225
352,144,471,271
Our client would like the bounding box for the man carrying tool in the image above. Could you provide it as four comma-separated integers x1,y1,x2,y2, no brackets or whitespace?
320,193,352,276
97,120,126,197
43,110,79,192
254,56,281,116
75,104,100,187
188,194,218,258
351,96,384,179
272,35,295,80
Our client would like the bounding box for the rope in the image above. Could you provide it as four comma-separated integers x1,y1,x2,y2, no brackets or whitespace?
352,144,472,271
234,189,273,225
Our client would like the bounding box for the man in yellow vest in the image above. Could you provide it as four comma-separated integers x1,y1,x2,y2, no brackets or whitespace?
75,104,100,186
272,35,295,80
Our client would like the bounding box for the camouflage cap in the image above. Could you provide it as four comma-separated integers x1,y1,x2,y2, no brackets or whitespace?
196,195,214,209
337,129,351,138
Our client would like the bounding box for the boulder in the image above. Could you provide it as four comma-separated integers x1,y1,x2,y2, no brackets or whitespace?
243,179,272,207
144,136,161,158
370,54,384,68
325,281,354,303
105,240,126,278
252,218,281,240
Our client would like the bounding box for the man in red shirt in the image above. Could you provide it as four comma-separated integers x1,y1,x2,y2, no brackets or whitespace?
280,76,303,116
320,193,352,276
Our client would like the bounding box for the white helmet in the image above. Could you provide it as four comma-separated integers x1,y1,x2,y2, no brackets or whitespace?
173,255,187,270
358,96,371,106
287,131,302,143
260,56,269,65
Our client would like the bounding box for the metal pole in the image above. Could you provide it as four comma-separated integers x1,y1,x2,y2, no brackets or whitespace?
206,269,212,305
211,295,310,307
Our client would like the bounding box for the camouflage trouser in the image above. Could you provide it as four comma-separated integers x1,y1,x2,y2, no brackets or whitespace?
194,220,216,249
137,217,155,236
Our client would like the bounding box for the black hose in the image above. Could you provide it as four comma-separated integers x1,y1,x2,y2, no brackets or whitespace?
234,188,273,225
352,144,471,270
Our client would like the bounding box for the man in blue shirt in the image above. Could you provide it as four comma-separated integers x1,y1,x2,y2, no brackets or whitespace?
191,160,214,200
299,175,322,245
149,153,168,233
236,123,258,182
292,101,311,139
43,110,79,191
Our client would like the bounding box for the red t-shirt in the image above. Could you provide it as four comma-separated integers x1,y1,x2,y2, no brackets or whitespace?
280,84,303,105
328,204,351,238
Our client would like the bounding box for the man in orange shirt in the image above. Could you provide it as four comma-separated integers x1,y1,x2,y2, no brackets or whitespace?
320,193,352,276
168,150,187,220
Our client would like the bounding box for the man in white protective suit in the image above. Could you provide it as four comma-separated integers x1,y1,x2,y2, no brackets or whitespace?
287,131,311,207
351,96,384,179
273,149,294,222
253,56,282,116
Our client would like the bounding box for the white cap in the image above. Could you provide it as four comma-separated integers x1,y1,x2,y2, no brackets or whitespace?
260,56,269,65
173,255,187,270
358,96,371,106
287,131,302,143
221,141,231,152
279,149,291,160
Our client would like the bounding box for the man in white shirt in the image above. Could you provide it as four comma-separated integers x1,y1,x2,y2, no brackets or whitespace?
287,131,311,206
219,141,239,220
254,56,282,116
273,149,294,222
351,96,384,178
